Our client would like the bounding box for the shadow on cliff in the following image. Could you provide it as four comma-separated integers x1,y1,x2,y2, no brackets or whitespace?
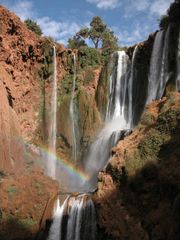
96,131,180,240
0,216,52,240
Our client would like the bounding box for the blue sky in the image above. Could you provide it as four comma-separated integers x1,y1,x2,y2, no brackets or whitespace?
0,0,174,46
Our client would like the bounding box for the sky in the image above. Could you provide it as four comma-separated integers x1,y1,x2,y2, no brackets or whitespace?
0,0,174,46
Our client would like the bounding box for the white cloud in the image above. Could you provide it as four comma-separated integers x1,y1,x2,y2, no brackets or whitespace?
86,0,121,10
150,0,173,16
113,23,150,45
11,0,35,20
37,17,82,43
125,0,150,14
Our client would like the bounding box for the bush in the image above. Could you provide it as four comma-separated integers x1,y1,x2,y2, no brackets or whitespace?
159,15,170,29
24,19,42,36
78,47,102,68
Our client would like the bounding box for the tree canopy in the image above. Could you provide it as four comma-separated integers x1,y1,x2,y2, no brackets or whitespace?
24,19,42,36
68,16,118,50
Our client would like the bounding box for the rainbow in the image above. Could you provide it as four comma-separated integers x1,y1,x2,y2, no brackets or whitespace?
22,139,90,182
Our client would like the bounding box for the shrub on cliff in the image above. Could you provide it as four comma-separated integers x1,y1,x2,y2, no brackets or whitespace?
24,19,42,36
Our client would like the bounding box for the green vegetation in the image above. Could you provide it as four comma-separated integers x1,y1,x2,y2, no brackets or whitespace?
19,218,37,230
140,111,156,126
125,102,180,176
24,19,42,36
68,36,87,49
78,47,102,68
39,38,54,80
7,186,18,197
158,15,170,29
31,180,44,195
68,16,118,51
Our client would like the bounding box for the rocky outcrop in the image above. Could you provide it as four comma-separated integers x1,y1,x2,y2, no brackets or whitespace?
94,93,180,240
0,171,59,240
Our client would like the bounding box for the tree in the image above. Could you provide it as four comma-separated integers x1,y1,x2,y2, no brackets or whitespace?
89,16,107,49
67,36,87,49
76,16,118,49
24,19,42,36
102,28,118,50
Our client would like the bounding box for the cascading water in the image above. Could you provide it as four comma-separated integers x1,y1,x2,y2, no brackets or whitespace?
147,26,170,103
128,45,139,128
47,194,97,240
84,51,132,190
177,30,180,91
47,46,57,179
47,31,174,238
69,53,78,163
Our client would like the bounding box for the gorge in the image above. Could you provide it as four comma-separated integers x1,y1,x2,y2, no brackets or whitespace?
0,1,180,240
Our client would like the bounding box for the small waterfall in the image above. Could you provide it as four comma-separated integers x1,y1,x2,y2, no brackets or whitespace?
177,30,180,91
128,45,139,128
47,198,69,240
147,26,170,103
47,46,57,179
47,195,97,240
70,53,78,163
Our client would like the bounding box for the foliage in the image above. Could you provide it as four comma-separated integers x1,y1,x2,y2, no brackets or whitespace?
156,108,180,134
67,36,87,49
84,67,95,85
39,38,54,79
78,47,102,68
125,104,180,176
24,19,42,36
158,15,170,29
31,180,44,195
76,16,118,50
19,218,37,230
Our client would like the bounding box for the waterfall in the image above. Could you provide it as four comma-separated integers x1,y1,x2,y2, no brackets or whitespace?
47,46,57,179
177,30,180,91
47,198,69,240
147,26,170,103
70,53,78,163
128,45,139,128
84,51,131,190
47,194,97,240
106,51,129,122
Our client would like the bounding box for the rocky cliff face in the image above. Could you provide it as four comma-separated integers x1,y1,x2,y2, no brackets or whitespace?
0,6,62,239
0,73,24,174
0,5,67,141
